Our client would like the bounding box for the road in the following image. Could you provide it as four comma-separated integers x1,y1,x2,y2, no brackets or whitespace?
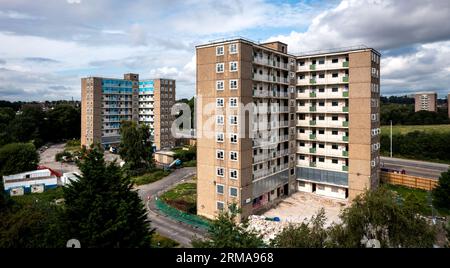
381,156,449,179
39,143,80,174
136,167,206,247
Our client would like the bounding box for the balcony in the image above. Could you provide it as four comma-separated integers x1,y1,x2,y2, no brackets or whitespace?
309,120,316,126
309,134,316,140
342,166,349,172
342,121,349,127
343,61,349,67
310,79,316,84
342,106,349,112
343,91,349,98
309,148,316,154
309,106,317,112
309,64,316,70
342,76,349,83
309,92,317,98
342,151,348,157
343,136,349,142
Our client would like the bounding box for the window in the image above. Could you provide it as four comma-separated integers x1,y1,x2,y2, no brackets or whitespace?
229,43,238,54
332,87,338,92
230,115,238,125
230,98,238,107
332,58,338,63
332,144,338,150
229,187,238,197
216,46,224,56
216,184,224,194
317,185,325,190
217,167,225,177
299,181,305,187
230,62,238,72
216,98,224,107
319,88,325,93
332,101,338,106
332,73,339,78
299,155,305,160
332,159,338,164
332,116,338,121
318,129,325,134
319,101,325,107
318,115,325,120
331,187,338,193
216,132,224,142
216,150,224,160
332,130,338,135
230,80,238,90
319,73,325,79
230,133,238,143
318,59,325,64
216,115,224,125
217,201,224,211
230,169,238,179
300,128,305,133
216,63,224,73
319,157,325,162
216,80,224,90
319,144,325,149
230,151,238,161
299,61,305,66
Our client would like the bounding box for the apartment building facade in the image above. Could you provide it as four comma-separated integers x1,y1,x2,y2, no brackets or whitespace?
81,73,176,150
414,92,437,112
196,38,381,220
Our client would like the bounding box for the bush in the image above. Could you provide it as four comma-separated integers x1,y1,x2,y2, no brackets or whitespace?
173,146,196,162
0,143,39,175
55,150,73,162
182,160,197,167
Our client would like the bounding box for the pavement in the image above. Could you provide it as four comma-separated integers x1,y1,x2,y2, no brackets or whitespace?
381,156,449,179
135,167,206,247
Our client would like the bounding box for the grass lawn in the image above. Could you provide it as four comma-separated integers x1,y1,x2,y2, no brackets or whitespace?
132,169,171,186
383,184,450,217
64,139,81,152
160,182,196,214
151,233,180,248
12,187,64,206
182,160,197,167
381,124,450,135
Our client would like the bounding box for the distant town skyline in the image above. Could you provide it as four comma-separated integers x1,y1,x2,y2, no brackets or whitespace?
1,0,450,101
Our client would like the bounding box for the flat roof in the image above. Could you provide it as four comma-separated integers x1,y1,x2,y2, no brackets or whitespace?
196,37,380,57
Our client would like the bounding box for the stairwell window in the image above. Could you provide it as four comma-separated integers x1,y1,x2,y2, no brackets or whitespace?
216,80,224,91
230,80,238,90
216,115,224,125
230,133,238,143
216,63,224,73
230,169,238,180
216,150,224,160
229,43,238,54
217,167,225,177
216,98,224,107
216,46,224,56
216,132,224,142
230,115,238,125
230,98,238,107
230,151,238,161
230,62,238,72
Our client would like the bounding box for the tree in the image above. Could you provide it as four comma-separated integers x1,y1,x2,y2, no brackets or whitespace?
8,106,45,146
328,187,436,248
271,209,328,248
119,121,153,175
0,201,66,248
63,146,152,248
193,204,265,248
432,169,450,210
45,104,81,141
0,143,39,175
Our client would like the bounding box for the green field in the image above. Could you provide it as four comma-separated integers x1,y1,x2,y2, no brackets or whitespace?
381,124,450,135
132,169,170,186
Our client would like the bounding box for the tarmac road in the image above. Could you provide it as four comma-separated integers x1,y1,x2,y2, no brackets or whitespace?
381,156,449,179
136,167,206,247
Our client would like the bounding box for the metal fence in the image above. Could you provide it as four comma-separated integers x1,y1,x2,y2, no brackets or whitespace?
155,198,210,230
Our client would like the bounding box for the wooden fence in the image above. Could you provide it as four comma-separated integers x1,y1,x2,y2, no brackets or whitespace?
380,171,438,191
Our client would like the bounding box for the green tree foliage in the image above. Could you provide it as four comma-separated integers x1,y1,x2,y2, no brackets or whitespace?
380,131,450,162
119,121,153,176
193,204,265,248
0,108,15,146
173,146,196,162
0,201,66,248
63,147,152,248
327,187,436,248
269,187,436,248
45,105,81,141
380,103,449,125
432,169,450,210
8,106,45,147
270,208,328,248
0,143,39,175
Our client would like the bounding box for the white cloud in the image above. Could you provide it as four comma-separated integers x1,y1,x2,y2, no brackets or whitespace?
67,0,82,4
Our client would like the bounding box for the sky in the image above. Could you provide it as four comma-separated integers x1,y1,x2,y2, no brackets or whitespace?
0,0,449,101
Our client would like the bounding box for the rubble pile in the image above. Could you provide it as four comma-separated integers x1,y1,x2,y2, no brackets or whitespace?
246,215,292,243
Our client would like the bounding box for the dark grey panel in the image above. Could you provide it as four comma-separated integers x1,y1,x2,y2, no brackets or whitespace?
296,167,348,186
252,170,289,198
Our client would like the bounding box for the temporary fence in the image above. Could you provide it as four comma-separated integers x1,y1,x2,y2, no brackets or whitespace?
154,198,210,230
